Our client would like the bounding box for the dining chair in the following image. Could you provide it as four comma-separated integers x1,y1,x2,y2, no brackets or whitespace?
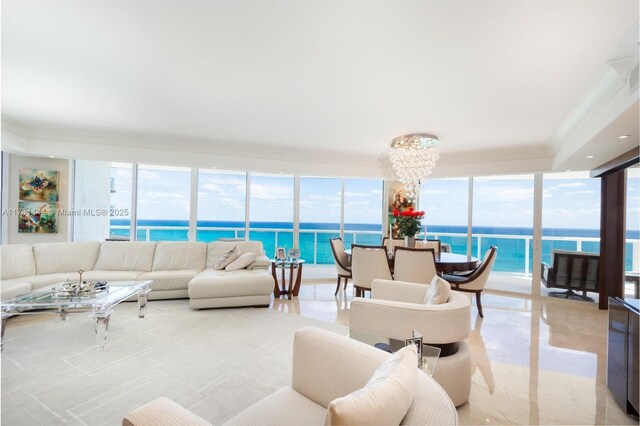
415,239,442,258
351,244,392,297
441,246,498,318
392,246,438,284
381,236,404,253
329,237,352,295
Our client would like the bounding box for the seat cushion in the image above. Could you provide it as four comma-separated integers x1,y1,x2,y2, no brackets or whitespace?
224,387,326,426
151,242,207,271
138,270,200,291
76,270,145,282
0,280,32,300
33,242,100,274
325,345,418,425
94,242,157,271
1,244,35,279
22,273,75,289
189,270,274,299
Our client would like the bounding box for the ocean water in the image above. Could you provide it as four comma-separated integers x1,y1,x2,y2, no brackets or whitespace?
111,220,640,272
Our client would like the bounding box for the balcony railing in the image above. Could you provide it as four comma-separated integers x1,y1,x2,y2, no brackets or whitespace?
110,225,640,274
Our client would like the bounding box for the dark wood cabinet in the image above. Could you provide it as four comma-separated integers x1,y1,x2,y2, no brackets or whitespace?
608,297,639,418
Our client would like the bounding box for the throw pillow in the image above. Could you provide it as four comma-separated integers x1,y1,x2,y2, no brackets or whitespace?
225,252,257,271
324,345,418,425
424,275,451,305
213,246,241,270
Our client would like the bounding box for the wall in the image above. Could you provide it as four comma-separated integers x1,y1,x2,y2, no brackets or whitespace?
5,153,71,244
72,160,112,241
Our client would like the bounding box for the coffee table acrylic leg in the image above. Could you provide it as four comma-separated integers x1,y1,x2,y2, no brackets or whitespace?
137,286,151,318
93,308,112,350
1,314,9,351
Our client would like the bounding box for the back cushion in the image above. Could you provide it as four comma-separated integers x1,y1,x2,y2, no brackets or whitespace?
94,242,157,271
33,242,101,275
152,242,207,271
1,244,36,279
207,241,265,269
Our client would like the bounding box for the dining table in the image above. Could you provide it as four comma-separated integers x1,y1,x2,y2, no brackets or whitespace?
345,249,479,274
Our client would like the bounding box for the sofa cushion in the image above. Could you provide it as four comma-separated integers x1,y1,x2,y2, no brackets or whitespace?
225,387,326,426
226,253,257,271
213,246,241,270
33,242,100,275
424,276,451,305
189,270,274,299
22,273,75,290
151,242,207,271
0,279,32,300
207,241,265,268
325,345,418,425
79,270,146,282
247,255,271,270
138,270,200,291
1,244,35,279
94,242,156,272
123,397,211,426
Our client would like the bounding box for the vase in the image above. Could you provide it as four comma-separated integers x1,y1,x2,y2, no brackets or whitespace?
404,236,416,248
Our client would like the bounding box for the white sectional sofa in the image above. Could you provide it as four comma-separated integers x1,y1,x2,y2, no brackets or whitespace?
0,240,274,308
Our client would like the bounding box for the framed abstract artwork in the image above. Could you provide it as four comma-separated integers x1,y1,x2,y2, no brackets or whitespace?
17,201,58,233
19,169,59,202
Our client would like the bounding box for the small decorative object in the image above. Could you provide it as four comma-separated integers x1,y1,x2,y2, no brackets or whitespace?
393,207,425,245
288,248,300,261
276,247,286,261
17,201,57,233
405,329,423,368
19,169,59,202
54,271,109,298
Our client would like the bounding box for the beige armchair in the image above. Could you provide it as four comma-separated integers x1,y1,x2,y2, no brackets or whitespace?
415,239,442,258
350,279,473,406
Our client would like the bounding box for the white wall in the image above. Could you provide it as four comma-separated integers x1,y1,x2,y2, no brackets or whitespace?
5,154,71,244
73,160,111,241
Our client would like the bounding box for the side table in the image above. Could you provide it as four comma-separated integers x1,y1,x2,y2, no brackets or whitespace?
271,259,305,300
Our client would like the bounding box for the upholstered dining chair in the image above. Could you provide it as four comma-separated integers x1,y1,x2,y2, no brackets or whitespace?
381,236,404,252
392,246,438,284
329,237,352,295
351,244,392,297
441,246,498,318
415,239,442,258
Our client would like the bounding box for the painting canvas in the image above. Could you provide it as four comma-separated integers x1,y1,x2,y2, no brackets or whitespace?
18,201,58,233
387,180,416,238
19,169,59,202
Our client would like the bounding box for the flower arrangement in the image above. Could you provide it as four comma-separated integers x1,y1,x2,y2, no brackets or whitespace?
393,207,425,238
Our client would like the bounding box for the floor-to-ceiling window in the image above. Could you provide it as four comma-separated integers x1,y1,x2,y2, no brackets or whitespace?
343,179,384,248
109,163,133,240
473,174,535,293
136,164,191,241
197,169,246,242
626,166,640,297
299,177,341,264
249,173,294,259
541,172,601,271
419,178,469,254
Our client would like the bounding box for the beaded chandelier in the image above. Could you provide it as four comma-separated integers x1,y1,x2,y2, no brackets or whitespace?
389,133,440,201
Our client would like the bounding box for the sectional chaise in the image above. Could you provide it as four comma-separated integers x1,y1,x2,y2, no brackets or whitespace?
0,240,275,308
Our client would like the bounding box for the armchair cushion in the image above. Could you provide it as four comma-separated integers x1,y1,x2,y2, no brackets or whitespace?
325,345,418,425
424,276,451,305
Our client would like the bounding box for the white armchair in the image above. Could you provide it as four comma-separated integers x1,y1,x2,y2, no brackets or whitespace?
350,279,473,407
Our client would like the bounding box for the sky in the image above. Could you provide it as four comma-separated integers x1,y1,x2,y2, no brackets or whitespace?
110,165,639,231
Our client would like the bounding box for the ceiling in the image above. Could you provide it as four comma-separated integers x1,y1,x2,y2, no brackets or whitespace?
1,1,638,177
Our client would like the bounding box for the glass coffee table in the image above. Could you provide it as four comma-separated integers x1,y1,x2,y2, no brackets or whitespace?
350,329,441,375
1,280,152,350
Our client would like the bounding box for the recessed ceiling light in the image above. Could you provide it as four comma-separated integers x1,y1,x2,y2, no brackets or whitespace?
618,135,630,139
566,169,572,172
586,155,595,159
48,155,55,158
